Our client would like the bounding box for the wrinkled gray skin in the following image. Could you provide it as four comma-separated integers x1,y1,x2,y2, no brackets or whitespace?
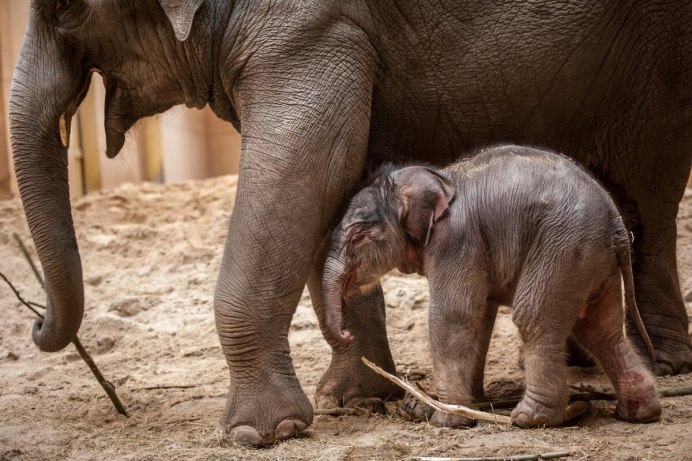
323,146,662,428
9,0,691,446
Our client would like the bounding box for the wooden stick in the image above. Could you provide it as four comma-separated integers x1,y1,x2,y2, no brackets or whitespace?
313,407,356,416
413,450,574,461
12,233,45,289
659,386,692,398
6,236,129,417
135,385,197,391
71,336,129,416
362,357,512,425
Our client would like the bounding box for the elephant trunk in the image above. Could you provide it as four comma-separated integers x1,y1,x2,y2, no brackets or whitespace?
322,251,354,344
9,28,87,352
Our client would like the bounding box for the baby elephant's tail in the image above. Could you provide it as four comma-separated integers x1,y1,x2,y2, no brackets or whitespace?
615,233,656,367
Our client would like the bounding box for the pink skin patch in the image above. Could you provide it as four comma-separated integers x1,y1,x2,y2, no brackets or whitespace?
578,303,588,320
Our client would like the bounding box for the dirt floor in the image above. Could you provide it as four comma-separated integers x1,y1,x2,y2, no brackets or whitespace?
0,175,691,461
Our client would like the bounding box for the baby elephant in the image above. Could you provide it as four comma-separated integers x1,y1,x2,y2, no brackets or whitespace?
322,145,661,428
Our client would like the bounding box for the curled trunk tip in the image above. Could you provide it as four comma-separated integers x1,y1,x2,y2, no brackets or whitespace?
322,253,355,345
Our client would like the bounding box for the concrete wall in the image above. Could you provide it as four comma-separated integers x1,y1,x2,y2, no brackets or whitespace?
0,0,241,199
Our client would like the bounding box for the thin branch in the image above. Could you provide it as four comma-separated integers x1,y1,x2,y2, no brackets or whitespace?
6,235,129,417
659,386,692,398
71,336,129,416
314,408,356,416
0,272,45,318
12,233,45,289
28,301,46,311
135,385,197,391
413,451,574,461
362,357,512,425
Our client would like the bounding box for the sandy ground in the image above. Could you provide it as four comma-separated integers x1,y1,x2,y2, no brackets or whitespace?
0,176,691,461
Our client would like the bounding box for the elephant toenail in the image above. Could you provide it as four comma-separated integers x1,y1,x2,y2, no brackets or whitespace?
275,418,307,440
228,425,267,446
565,400,591,422
655,362,674,376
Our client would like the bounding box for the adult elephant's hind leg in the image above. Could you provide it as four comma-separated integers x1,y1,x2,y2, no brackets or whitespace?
630,217,692,376
307,266,403,411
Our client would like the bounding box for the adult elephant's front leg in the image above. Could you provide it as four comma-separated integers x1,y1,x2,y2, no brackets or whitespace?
307,265,403,411
213,23,376,445
215,147,368,445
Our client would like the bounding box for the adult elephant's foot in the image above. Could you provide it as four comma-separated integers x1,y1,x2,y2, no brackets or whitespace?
629,219,692,376
219,374,313,446
311,284,404,411
626,305,692,375
314,349,403,411
645,337,692,376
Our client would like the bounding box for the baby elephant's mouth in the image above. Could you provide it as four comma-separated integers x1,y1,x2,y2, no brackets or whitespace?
343,267,380,298
342,267,359,296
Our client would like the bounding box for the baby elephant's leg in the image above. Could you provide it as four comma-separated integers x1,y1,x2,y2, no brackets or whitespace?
425,295,497,428
511,283,587,428
573,277,661,423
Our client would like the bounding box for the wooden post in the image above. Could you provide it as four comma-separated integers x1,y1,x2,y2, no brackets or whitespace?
160,107,210,182
0,0,30,199
205,106,241,176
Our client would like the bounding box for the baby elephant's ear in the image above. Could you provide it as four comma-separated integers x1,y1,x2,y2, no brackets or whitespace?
394,167,455,247
158,0,204,41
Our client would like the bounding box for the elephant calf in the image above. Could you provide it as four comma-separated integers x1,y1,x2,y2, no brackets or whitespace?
322,145,662,428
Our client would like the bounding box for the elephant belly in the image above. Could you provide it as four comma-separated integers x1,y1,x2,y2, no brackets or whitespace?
366,0,692,170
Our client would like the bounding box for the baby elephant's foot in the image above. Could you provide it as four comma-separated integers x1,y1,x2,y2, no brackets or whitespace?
614,371,661,423
511,398,590,428
615,365,661,423
430,410,476,428
399,394,475,428
399,393,436,421
615,398,661,423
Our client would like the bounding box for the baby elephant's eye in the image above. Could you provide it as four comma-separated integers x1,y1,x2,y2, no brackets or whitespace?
56,0,71,12
350,229,370,245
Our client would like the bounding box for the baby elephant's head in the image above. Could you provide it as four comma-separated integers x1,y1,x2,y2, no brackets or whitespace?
322,165,455,343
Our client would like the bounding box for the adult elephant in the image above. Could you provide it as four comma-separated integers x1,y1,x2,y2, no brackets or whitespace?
10,0,692,446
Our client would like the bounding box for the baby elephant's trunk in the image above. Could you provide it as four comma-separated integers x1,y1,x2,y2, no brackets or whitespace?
322,253,354,344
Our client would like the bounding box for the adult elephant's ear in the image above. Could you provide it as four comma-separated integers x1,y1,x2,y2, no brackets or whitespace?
393,167,455,247
159,0,204,41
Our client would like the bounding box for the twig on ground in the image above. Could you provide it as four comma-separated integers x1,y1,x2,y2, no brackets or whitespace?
362,357,512,425
71,336,129,416
135,385,197,391
12,233,45,289
659,386,692,398
0,272,45,318
313,407,356,416
431,382,692,412
412,450,574,461
4,236,129,417
568,384,692,401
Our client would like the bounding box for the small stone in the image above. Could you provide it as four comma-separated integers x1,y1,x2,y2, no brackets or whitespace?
5,351,19,361
86,275,103,286
109,297,141,317
684,288,692,303
95,337,116,354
